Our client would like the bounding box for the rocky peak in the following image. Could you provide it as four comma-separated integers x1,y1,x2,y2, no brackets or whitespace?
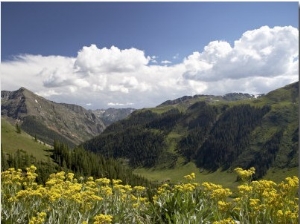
1,87,106,146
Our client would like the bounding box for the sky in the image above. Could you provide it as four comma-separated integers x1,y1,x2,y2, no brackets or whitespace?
1,2,299,109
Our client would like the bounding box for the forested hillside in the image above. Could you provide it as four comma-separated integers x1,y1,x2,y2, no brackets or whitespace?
82,82,299,179
1,118,153,187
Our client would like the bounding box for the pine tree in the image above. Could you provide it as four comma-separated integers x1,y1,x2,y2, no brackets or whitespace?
15,123,21,134
1,147,9,171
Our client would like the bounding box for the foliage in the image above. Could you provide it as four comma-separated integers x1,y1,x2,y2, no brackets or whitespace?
82,126,167,168
15,123,21,134
1,139,154,188
51,141,153,187
195,104,270,171
2,166,298,224
177,101,218,162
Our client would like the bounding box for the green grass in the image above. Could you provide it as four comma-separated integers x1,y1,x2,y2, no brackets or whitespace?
1,118,52,161
149,105,176,114
164,131,185,153
134,162,239,189
264,167,298,183
134,162,298,191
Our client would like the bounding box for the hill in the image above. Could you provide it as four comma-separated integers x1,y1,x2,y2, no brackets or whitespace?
81,82,299,180
1,87,106,147
1,117,52,161
1,117,153,187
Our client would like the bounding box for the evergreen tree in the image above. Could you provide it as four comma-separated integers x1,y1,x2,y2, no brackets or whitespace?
1,147,9,171
15,123,21,134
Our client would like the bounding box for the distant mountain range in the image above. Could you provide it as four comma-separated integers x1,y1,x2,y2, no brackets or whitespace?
93,108,136,126
1,88,134,147
1,82,298,179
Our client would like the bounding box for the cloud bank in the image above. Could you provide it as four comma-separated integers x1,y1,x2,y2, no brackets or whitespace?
1,26,298,109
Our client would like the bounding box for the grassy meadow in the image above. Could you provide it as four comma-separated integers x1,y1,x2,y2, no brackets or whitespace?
1,118,52,161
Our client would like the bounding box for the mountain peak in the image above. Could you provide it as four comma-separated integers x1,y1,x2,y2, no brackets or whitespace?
1,88,106,147
19,87,27,91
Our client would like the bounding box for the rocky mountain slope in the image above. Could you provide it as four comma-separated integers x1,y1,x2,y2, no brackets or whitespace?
81,82,298,179
93,108,136,126
1,87,106,147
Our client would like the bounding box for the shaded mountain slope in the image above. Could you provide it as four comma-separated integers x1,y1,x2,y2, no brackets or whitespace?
81,82,298,179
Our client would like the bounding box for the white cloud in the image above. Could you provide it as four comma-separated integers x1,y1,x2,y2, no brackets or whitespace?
109,85,129,93
108,102,134,107
183,26,298,82
74,44,149,74
149,55,158,63
1,26,298,109
161,60,172,64
35,89,61,97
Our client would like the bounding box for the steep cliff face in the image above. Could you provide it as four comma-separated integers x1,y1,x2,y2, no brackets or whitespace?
1,88,28,119
1,87,106,147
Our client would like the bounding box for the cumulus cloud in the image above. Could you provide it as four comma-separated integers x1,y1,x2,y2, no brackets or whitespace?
183,26,298,82
74,44,149,74
1,26,298,109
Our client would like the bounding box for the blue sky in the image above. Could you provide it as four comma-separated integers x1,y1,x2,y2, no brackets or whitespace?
1,2,299,109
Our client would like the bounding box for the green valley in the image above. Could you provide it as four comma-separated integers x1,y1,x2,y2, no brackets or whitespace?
1,82,299,188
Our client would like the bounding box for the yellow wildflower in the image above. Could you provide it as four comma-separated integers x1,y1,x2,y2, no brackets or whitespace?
133,185,146,192
249,198,260,210
95,178,110,185
67,173,75,181
213,217,236,224
217,200,231,212
184,172,196,181
234,167,255,182
237,185,253,194
93,214,113,224
29,212,47,224
112,179,122,185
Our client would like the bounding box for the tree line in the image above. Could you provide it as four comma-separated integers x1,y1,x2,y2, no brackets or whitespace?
1,140,154,188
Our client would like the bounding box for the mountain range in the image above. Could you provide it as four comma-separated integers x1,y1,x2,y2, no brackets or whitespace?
1,82,298,179
81,82,298,179
1,88,133,147
93,108,136,126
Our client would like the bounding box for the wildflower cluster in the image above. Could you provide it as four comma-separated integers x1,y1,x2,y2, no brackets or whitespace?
1,166,149,223
201,181,233,220
234,167,255,182
1,166,299,223
232,168,299,223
